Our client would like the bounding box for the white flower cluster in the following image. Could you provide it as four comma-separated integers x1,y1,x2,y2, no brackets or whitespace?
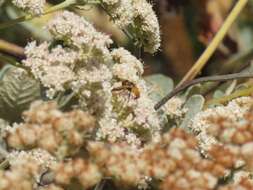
112,47,144,84
101,0,134,28
23,11,163,147
23,42,78,98
132,0,161,53
47,11,113,59
102,0,161,53
8,149,56,169
12,0,160,53
189,97,253,150
12,0,46,15
97,48,162,146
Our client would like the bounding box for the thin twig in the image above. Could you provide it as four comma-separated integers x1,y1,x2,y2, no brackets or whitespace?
198,51,253,96
0,39,24,56
154,72,253,110
177,0,249,87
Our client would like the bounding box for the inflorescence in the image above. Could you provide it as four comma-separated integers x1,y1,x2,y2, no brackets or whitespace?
1,1,253,190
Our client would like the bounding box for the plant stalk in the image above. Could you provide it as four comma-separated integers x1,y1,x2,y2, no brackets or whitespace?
177,0,249,87
0,53,27,70
0,0,77,30
205,85,253,107
0,39,24,56
155,72,253,110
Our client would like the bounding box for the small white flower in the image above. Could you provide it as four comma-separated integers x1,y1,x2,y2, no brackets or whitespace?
12,0,45,15
112,48,143,84
132,0,161,53
102,0,161,53
102,0,134,28
47,11,113,59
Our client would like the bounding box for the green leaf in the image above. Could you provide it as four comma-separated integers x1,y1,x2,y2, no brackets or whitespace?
180,95,205,129
56,91,78,111
145,74,174,101
180,84,202,100
0,66,41,123
213,90,225,99
0,65,12,80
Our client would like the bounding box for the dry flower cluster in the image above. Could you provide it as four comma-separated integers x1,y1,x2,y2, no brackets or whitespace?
0,0,252,190
1,97,253,189
6,101,95,159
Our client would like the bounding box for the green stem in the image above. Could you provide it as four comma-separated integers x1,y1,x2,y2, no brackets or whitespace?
0,53,27,70
0,16,28,30
205,85,253,107
155,72,253,110
0,39,24,56
0,0,77,30
45,0,77,14
99,1,134,41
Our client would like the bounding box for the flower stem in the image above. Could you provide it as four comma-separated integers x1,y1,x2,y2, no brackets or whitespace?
0,16,28,30
155,72,253,110
205,85,253,107
177,0,249,87
0,0,77,30
0,53,27,70
99,2,134,41
0,39,24,56
45,0,77,14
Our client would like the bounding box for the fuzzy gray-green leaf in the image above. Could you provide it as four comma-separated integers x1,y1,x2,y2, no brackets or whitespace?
0,119,8,160
0,66,41,123
180,95,205,129
145,74,174,101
